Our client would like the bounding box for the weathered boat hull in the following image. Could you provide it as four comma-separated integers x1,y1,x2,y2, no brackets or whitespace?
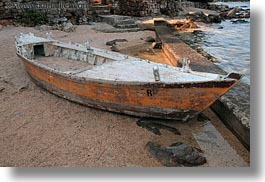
18,54,239,121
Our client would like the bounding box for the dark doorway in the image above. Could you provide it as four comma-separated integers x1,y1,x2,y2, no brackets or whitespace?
34,44,45,58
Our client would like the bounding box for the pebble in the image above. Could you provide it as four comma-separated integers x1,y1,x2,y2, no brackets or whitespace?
111,45,120,52
145,36,155,42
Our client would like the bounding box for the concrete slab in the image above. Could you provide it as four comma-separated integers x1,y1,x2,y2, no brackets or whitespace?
155,25,250,149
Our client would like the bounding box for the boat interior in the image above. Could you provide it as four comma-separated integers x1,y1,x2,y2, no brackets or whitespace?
16,35,235,83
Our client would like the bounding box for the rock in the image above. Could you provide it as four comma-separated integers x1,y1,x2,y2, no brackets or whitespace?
35,25,52,31
110,45,120,52
197,113,210,122
53,17,68,24
231,19,249,24
145,141,207,166
192,30,203,34
136,119,181,136
106,40,116,46
227,7,241,18
106,39,128,46
145,36,155,42
62,22,76,32
0,87,5,92
151,42,162,49
208,4,229,12
175,19,198,31
186,12,222,24
207,14,222,23
145,48,155,54
0,25,2,31
220,12,228,19
115,39,128,43
18,84,28,92
240,13,250,18
189,21,198,28
145,142,174,166
0,19,14,26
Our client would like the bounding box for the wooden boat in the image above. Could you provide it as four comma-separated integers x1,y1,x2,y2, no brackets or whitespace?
15,33,241,121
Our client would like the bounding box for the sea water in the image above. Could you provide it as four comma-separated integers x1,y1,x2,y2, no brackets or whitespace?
195,1,250,85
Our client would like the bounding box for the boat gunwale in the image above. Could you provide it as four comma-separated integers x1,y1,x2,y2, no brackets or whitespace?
17,53,239,89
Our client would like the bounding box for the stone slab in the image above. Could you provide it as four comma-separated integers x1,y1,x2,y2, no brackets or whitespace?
155,25,250,149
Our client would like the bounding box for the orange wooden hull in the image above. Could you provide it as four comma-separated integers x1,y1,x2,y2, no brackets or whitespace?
18,55,239,121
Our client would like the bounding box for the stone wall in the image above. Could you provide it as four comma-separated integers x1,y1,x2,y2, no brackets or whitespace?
0,0,91,24
113,0,206,17
0,0,206,23
113,0,181,17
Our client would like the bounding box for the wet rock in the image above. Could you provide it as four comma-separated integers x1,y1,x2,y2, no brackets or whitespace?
195,47,218,62
208,4,230,12
188,21,198,28
240,13,250,18
231,19,249,24
145,36,155,42
187,12,222,24
145,141,207,166
111,45,120,52
151,42,162,49
207,14,222,23
192,30,203,34
136,119,181,136
106,39,128,46
220,7,250,19
227,8,241,18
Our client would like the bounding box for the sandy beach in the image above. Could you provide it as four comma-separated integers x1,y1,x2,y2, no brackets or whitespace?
0,24,249,167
